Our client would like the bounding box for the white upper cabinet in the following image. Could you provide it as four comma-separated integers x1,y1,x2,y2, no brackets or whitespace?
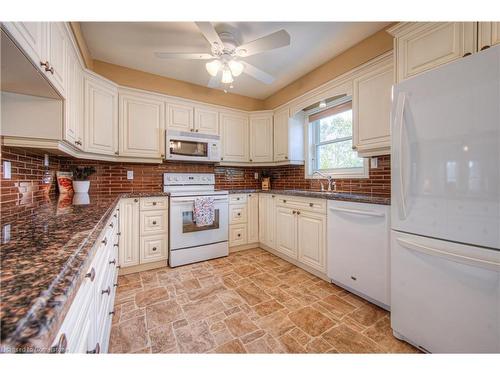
167,102,194,132
45,22,67,95
2,22,46,67
64,45,84,149
389,22,476,82
119,89,165,158
478,22,500,51
220,111,249,162
352,55,393,157
273,107,289,161
84,73,118,156
194,106,219,135
249,113,273,163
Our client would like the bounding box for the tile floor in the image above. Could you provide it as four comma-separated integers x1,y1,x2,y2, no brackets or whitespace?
109,248,419,353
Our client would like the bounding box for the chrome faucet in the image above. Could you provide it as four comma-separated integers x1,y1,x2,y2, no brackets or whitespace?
312,171,336,192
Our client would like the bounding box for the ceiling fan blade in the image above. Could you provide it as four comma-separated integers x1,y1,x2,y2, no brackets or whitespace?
236,29,290,57
242,62,274,84
207,71,222,88
155,52,213,60
195,22,224,49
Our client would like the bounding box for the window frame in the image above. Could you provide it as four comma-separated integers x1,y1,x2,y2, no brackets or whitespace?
305,97,368,180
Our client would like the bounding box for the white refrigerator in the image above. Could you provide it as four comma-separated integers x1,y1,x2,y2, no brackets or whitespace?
390,45,500,353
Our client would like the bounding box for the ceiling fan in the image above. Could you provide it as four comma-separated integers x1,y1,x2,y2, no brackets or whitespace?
155,22,291,92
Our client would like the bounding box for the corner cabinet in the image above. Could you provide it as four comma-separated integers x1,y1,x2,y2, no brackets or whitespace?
220,112,249,162
119,89,165,158
273,107,304,163
352,54,393,157
249,113,273,163
84,73,119,156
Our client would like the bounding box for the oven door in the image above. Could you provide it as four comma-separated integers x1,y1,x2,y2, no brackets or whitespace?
170,195,229,250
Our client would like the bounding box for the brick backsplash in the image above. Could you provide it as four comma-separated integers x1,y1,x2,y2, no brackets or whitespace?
1,145,390,221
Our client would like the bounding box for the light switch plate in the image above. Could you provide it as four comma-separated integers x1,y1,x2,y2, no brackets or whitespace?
2,224,11,244
127,171,134,180
3,161,11,179
370,157,378,169
254,172,259,180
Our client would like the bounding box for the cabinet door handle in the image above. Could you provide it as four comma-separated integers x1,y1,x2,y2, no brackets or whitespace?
237,233,241,237
463,52,472,57
195,129,199,132
51,333,67,353
109,311,115,316
152,202,157,206
109,222,114,228
109,259,116,265
85,267,96,282
351,276,357,281
284,156,288,159
113,243,119,247
283,199,287,203
102,287,111,295
309,203,314,207
297,211,300,215
249,158,253,162
75,140,82,146
152,220,157,225
292,210,296,214
134,199,139,203
114,151,119,155
101,238,107,246
87,343,100,354
481,45,490,51
152,247,157,251
113,283,119,287
237,213,241,216
40,61,50,70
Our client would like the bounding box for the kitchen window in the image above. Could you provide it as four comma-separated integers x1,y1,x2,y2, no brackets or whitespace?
306,99,368,179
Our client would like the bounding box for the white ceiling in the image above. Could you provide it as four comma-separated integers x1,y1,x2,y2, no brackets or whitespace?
81,22,390,99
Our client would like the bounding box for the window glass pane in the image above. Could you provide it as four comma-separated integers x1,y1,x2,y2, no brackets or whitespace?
318,109,353,142
317,140,364,170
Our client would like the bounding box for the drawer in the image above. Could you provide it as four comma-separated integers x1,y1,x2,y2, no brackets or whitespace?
229,224,248,247
140,210,168,236
140,196,168,211
229,194,247,204
229,204,247,224
140,235,168,264
276,195,326,214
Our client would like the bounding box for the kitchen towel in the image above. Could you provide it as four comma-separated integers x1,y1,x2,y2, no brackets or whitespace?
193,197,215,227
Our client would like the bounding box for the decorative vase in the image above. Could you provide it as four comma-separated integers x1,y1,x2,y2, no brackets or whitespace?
73,193,90,205
73,180,90,193
261,177,271,191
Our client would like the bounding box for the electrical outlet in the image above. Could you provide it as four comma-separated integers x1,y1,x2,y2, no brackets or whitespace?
127,171,134,180
3,161,11,179
370,157,378,169
254,172,259,180
2,224,11,244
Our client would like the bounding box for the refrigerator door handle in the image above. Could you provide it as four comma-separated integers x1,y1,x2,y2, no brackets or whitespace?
395,92,408,220
397,237,500,272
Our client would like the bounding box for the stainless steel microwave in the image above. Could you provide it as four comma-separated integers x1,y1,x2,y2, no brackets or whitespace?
165,130,221,162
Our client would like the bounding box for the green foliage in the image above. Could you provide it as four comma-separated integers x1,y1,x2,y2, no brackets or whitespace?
71,166,97,181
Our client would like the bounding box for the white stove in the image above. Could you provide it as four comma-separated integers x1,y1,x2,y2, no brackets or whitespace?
164,173,228,267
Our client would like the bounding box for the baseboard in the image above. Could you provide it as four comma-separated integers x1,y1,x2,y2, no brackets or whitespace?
229,243,260,253
258,243,329,282
118,259,168,275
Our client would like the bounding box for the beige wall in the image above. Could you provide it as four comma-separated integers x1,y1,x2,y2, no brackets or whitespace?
72,23,394,111
69,22,94,70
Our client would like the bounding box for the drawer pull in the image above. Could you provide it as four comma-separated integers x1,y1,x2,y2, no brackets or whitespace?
101,238,107,246
113,213,117,218
237,233,241,237
117,232,121,236
271,195,275,198
109,222,114,228
248,194,252,197
134,199,139,203
85,268,96,282
75,140,82,146
113,283,119,287
297,211,300,215
113,243,119,247
152,247,157,251
237,213,241,216
116,265,121,269
152,202,157,206
236,197,240,200
51,333,67,353
351,276,357,281
109,259,116,265
292,210,296,214
152,220,157,225
102,287,111,295
309,203,314,207
109,311,115,316
283,199,287,203
87,343,100,354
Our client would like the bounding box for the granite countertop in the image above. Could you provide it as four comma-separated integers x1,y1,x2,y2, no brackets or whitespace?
228,189,390,205
0,192,169,351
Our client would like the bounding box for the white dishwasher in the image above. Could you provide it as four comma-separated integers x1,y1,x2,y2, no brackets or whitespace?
327,200,390,308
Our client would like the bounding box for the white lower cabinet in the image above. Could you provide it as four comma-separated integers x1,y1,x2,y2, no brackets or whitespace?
297,211,326,272
52,206,120,353
228,193,259,248
247,193,259,243
119,196,169,268
258,193,276,249
275,207,298,258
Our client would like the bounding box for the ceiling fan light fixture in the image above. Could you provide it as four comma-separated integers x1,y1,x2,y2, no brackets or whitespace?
205,60,222,77
221,68,234,84
228,60,244,77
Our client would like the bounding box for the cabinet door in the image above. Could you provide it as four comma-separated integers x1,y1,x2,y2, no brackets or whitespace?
2,22,46,68
297,211,326,272
84,75,118,155
395,22,475,82
118,198,140,267
273,108,289,161
220,112,249,162
194,106,219,135
266,194,276,249
275,206,297,258
64,46,84,149
168,103,194,132
247,193,259,243
46,22,67,95
478,22,500,51
119,91,165,158
250,114,273,162
258,194,268,245
352,57,393,157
